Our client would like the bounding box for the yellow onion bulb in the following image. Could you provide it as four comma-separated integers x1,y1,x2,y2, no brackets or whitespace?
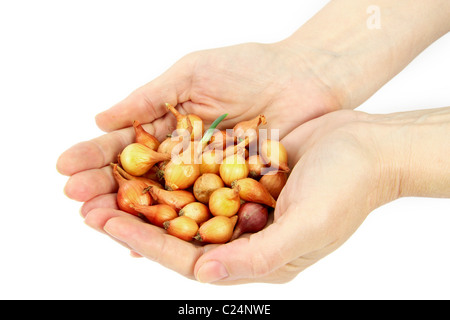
209,187,241,217
120,143,171,176
164,160,200,191
259,139,289,172
194,216,238,244
219,154,249,186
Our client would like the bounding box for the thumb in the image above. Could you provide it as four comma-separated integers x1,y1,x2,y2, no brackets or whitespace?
95,54,195,132
193,201,332,284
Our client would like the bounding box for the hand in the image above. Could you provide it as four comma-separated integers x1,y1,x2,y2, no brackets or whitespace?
56,41,347,256
61,109,391,284
94,42,344,139
76,107,447,285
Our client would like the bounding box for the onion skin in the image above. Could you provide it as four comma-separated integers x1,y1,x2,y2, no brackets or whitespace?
194,216,238,244
163,216,199,241
112,164,152,216
193,173,225,204
209,187,241,217
231,203,268,240
147,186,195,212
231,178,277,208
131,204,178,228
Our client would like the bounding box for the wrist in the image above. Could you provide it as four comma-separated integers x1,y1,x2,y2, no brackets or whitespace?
280,0,450,110
369,108,450,199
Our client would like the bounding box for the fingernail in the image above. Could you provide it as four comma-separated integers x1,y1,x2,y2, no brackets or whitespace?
196,260,229,283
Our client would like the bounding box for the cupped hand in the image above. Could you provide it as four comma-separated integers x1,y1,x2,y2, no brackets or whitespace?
58,106,403,284
94,42,342,139
57,41,354,284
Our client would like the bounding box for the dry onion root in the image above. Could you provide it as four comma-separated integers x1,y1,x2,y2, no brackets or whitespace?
112,106,290,243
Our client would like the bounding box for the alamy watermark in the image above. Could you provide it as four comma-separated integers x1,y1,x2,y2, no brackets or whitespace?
367,5,381,29
169,126,283,175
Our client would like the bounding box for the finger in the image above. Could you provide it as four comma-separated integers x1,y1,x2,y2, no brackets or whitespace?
56,126,135,176
56,121,170,177
103,216,204,279
84,207,139,235
84,208,142,252
95,56,194,132
80,193,119,218
64,166,116,202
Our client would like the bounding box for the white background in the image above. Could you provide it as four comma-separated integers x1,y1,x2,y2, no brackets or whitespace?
0,0,449,300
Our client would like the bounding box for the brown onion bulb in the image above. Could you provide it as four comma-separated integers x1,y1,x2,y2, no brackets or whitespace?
112,164,152,216
120,143,171,176
131,203,178,228
133,120,160,151
147,186,195,211
209,187,241,217
194,216,238,244
259,171,288,200
193,173,225,204
163,216,198,241
231,178,276,208
231,202,268,240
179,202,211,225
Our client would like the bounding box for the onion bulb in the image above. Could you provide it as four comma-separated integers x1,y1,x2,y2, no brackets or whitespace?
209,187,241,217
259,171,288,199
133,120,160,151
163,159,200,191
193,173,225,204
259,139,289,172
112,164,152,216
120,143,171,176
163,216,199,241
147,186,195,212
233,114,266,144
179,202,211,225
231,202,268,240
219,153,249,186
194,215,238,244
231,178,276,208
131,203,178,228
166,103,204,140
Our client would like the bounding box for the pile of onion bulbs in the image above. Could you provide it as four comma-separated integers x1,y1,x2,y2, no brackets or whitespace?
111,103,290,244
